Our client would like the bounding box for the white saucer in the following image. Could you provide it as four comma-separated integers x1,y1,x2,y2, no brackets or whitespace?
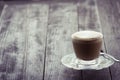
61,52,115,70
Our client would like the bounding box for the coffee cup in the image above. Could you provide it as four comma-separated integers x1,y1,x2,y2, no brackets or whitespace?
71,30,103,65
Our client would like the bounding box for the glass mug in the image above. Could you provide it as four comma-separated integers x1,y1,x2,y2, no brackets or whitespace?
71,30,103,65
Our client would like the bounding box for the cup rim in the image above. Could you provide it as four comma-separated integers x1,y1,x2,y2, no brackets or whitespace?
71,30,103,41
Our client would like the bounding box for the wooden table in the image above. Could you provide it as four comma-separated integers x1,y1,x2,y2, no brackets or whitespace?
0,0,120,80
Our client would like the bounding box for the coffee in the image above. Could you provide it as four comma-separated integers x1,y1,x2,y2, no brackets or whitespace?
72,31,103,60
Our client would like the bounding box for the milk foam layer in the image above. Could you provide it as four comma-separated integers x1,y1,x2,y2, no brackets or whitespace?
72,31,103,41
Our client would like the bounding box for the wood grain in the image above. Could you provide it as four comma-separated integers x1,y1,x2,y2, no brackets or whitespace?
97,0,120,80
44,2,83,80
0,5,27,80
0,0,120,80
24,4,49,80
0,1,4,16
2,0,78,2
78,0,111,80
0,3,49,80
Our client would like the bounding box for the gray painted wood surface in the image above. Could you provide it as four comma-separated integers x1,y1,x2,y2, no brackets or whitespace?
0,5,26,80
0,3,48,80
78,0,111,80
0,1,4,16
97,0,120,80
44,2,83,80
0,0,120,80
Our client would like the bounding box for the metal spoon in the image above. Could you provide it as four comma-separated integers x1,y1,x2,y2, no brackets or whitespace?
100,50,120,62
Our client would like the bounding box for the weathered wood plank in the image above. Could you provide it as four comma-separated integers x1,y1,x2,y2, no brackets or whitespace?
24,4,49,80
0,5,27,80
44,2,83,80
97,0,120,80
78,0,101,31
78,0,111,80
0,3,49,80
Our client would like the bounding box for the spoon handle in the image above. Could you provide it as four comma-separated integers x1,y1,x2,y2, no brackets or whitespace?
100,53,120,62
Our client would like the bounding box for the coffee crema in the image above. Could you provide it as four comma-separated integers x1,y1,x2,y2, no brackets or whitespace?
71,31,103,41
72,31,103,60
